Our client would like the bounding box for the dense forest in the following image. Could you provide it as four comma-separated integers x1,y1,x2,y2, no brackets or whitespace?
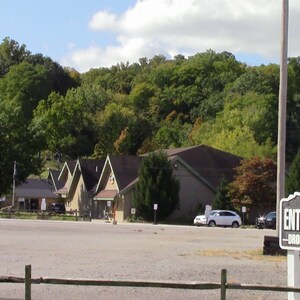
1,37,300,195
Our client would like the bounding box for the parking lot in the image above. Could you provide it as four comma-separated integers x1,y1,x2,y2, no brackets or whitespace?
0,219,287,299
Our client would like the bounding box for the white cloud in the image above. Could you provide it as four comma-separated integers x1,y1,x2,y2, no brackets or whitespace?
61,0,300,72
89,10,118,31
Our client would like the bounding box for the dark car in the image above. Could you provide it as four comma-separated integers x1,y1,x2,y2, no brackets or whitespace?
48,203,66,214
256,211,276,229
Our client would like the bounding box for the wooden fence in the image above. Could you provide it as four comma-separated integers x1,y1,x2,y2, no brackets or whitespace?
1,265,300,300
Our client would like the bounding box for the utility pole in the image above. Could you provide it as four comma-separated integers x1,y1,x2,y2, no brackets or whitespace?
276,0,288,234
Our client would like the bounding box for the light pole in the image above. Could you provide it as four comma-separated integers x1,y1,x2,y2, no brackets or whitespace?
276,0,289,234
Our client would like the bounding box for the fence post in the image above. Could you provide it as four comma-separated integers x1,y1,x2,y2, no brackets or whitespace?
220,269,227,300
25,265,31,300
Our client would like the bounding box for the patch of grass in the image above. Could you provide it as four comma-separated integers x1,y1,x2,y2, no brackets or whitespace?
197,248,286,262
0,211,88,222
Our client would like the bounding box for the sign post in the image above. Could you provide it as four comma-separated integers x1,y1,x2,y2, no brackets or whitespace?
242,206,246,225
205,205,212,225
279,192,300,300
153,204,158,225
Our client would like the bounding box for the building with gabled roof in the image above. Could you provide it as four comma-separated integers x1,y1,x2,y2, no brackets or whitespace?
55,160,77,198
46,145,241,222
91,146,242,222
63,159,105,214
47,169,64,192
93,155,143,220
15,178,59,210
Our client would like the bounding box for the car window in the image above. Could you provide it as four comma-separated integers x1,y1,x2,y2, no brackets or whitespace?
224,212,234,216
266,212,276,218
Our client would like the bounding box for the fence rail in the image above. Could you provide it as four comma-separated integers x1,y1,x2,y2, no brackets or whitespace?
1,265,300,300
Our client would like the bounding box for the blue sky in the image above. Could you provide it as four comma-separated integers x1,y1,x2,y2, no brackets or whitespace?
1,0,300,73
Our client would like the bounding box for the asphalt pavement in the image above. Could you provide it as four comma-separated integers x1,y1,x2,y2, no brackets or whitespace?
0,219,287,300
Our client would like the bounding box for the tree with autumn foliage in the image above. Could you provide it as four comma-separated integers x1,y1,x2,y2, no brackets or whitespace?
228,157,277,210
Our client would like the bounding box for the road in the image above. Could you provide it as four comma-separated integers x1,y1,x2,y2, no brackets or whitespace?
0,219,287,299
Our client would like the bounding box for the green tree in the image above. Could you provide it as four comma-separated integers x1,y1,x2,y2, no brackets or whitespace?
25,54,78,95
93,101,135,157
0,37,30,77
212,177,233,210
114,117,153,155
33,89,96,158
154,117,192,149
286,148,300,195
133,151,180,221
0,61,51,195
190,92,277,159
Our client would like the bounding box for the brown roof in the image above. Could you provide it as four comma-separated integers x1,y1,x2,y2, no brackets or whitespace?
48,169,64,191
108,156,144,191
78,159,105,192
15,178,58,199
55,187,68,195
94,189,118,200
163,145,242,189
66,160,76,174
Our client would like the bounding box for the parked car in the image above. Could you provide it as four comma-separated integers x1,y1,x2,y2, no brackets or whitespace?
256,211,276,229
194,210,241,228
194,210,219,226
48,203,66,214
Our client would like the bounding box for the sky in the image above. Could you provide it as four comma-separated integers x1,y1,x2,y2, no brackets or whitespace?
1,0,300,73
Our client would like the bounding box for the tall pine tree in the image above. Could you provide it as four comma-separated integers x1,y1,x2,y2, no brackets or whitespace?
133,151,180,221
212,177,233,210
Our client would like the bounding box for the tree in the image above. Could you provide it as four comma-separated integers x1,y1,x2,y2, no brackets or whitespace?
229,157,277,211
190,92,277,159
212,177,233,210
93,101,135,157
25,54,78,95
0,48,81,195
0,37,30,77
286,148,300,195
133,151,180,221
33,89,96,158
114,117,152,155
153,117,192,149
0,62,50,195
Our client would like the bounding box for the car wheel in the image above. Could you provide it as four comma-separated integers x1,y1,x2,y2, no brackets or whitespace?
208,220,216,227
232,221,239,228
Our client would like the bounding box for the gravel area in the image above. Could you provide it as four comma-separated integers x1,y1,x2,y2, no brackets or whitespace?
0,219,288,299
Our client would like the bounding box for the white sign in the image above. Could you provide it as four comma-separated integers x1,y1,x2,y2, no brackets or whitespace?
154,204,158,210
280,192,300,300
280,192,300,250
242,206,246,213
107,201,111,207
41,198,46,211
205,205,212,222
205,205,212,211
131,208,136,215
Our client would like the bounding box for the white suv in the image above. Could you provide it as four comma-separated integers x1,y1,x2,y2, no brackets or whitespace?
207,210,241,228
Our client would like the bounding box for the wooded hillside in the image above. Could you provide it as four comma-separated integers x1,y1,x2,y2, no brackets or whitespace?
1,37,300,194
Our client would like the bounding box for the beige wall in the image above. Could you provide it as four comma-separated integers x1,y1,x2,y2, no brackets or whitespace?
115,196,124,222
104,172,117,190
168,161,215,221
123,191,135,220
66,175,90,213
113,162,216,222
